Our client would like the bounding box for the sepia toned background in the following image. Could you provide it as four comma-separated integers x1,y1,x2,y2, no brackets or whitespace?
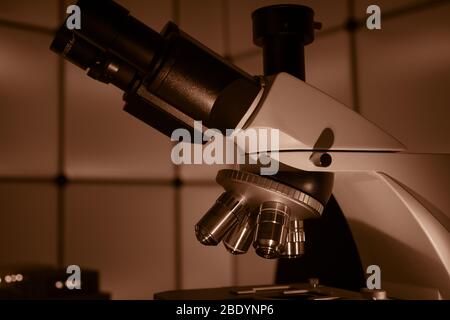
0,0,449,299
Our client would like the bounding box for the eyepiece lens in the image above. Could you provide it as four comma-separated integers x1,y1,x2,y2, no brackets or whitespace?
195,192,248,246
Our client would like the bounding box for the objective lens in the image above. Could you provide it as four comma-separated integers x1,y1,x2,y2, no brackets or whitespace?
86,56,138,91
223,210,258,255
253,201,290,259
195,192,248,246
282,218,305,258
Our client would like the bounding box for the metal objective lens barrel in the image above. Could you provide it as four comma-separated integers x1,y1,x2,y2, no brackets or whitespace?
282,218,305,258
253,201,290,259
223,210,258,255
50,27,101,70
195,192,248,246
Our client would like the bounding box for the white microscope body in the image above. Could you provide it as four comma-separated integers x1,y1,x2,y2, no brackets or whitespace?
238,72,450,299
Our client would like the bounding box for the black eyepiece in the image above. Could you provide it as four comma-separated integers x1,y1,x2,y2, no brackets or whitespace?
50,0,261,139
50,27,100,70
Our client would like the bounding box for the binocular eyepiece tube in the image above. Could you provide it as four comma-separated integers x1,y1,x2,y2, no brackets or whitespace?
253,202,290,259
50,1,325,262
50,0,261,139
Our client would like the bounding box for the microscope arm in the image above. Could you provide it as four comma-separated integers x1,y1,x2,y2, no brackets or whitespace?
239,72,450,299
240,72,405,152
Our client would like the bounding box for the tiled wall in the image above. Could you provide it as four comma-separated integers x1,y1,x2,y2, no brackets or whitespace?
0,0,449,299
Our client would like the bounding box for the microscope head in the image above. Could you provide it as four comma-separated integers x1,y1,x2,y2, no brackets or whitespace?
50,0,261,137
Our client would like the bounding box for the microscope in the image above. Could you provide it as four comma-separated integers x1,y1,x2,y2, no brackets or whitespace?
51,0,449,299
